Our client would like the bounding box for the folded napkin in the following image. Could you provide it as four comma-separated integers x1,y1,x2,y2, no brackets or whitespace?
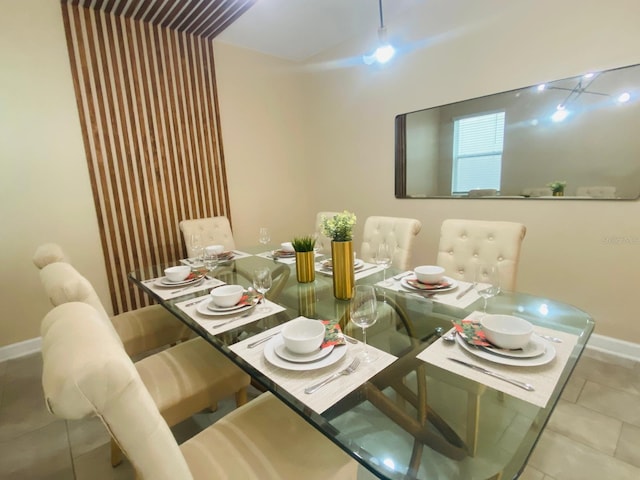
272,249,296,258
406,276,452,291
184,268,207,281
451,318,492,347
320,319,346,348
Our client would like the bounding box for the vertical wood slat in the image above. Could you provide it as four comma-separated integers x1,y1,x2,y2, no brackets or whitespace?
61,2,231,314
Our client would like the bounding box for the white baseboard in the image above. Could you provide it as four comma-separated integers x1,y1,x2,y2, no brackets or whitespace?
586,333,640,362
0,337,42,363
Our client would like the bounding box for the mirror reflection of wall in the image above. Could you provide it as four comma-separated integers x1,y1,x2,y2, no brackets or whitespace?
396,63,640,200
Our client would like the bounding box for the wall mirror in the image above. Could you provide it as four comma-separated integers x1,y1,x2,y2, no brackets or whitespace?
395,63,640,200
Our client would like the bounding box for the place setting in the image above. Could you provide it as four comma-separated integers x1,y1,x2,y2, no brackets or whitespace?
417,311,579,408
315,255,382,279
230,301,396,413
176,278,286,334
143,265,224,300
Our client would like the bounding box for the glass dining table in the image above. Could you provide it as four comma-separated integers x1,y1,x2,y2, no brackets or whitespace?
129,247,594,480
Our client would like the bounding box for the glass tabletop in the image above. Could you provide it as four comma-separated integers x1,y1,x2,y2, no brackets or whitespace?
129,247,594,480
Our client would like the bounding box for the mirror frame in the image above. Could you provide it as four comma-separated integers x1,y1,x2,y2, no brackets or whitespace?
395,63,640,201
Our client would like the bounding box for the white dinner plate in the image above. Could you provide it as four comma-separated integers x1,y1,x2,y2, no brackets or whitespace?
274,343,334,364
479,337,546,359
264,336,347,371
456,334,556,366
196,298,256,317
207,293,252,312
320,259,365,271
155,275,203,288
401,276,458,293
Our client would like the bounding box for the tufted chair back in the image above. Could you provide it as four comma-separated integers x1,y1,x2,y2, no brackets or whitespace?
437,219,526,291
179,216,236,257
360,216,422,271
576,186,617,198
41,302,194,479
522,187,552,197
32,243,68,269
39,262,122,344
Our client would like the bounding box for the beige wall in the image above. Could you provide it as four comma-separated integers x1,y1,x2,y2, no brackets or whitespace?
215,0,640,343
0,0,110,348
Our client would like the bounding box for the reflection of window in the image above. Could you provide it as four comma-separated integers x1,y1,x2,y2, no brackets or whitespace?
452,111,505,194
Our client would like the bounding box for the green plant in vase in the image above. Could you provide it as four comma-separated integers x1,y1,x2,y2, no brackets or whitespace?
547,180,567,196
292,235,316,283
321,211,357,299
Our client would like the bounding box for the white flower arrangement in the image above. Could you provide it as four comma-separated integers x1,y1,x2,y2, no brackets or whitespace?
321,211,357,242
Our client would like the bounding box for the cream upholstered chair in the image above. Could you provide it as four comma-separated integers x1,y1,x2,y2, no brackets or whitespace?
39,262,250,467
41,302,357,480
360,216,422,271
576,186,617,198
179,216,236,257
521,187,552,197
436,219,526,291
33,243,191,358
315,211,340,252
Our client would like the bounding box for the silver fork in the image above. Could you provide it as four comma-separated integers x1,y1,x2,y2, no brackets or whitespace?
304,357,360,394
210,310,253,330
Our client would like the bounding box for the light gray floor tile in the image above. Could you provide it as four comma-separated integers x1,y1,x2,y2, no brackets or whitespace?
577,381,640,427
520,465,545,480
528,429,640,480
545,399,622,455
74,442,134,480
0,420,72,480
559,373,585,403
615,422,640,468
68,416,111,459
574,354,640,396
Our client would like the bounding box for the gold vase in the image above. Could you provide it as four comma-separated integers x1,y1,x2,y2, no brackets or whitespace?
331,241,354,300
553,190,564,197
295,251,315,283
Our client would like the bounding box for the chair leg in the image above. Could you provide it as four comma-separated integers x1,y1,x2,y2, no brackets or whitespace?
235,387,248,407
110,437,123,467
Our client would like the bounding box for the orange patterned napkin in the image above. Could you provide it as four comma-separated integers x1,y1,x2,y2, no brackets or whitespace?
451,318,492,347
406,276,452,290
321,320,346,348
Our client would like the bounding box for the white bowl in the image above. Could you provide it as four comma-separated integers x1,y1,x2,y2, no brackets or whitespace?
480,314,533,349
210,285,244,307
164,265,191,282
414,265,445,284
205,244,224,255
281,242,295,253
281,318,325,354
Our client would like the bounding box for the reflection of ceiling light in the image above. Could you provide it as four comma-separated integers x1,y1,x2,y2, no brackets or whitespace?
584,72,595,79
551,106,569,122
618,92,631,103
537,84,546,91
363,0,395,65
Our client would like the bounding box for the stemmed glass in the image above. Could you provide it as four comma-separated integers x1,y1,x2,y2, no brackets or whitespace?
350,285,378,363
253,267,272,312
190,233,202,263
258,227,271,248
202,250,218,273
475,264,501,314
375,243,392,285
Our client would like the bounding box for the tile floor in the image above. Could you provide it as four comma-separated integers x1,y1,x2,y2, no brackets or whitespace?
0,348,638,479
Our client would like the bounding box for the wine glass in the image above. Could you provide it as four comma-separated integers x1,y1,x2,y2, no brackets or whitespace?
375,243,392,285
202,250,218,272
258,227,270,248
253,267,273,312
190,233,202,263
350,285,378,363
475,264,501,313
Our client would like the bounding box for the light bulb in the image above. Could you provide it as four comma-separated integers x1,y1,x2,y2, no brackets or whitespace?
373,44,395,64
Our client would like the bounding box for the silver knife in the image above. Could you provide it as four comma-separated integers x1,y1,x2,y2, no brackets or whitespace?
456,282,476,300
448,357,535,391
247,332,279,348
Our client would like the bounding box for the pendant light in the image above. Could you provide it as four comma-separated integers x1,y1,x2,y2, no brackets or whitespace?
363,0,395,65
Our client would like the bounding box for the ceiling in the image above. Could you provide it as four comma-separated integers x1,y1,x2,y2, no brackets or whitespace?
216,0,421,62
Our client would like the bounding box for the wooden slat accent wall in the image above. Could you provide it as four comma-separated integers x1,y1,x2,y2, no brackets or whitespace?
61,2,240,313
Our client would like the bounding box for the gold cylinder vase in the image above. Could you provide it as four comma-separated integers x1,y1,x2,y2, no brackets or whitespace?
295,251,315,283
331,241,354,300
